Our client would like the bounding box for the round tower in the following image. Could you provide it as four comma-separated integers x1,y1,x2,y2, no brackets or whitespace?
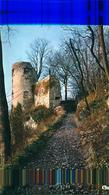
12,62,36,109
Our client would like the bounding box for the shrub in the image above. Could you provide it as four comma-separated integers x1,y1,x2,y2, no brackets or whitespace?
12,114,65,166
10,103,26,154
30,105,53,122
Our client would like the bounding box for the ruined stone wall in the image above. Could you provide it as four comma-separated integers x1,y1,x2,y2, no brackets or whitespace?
49,76,62,107
34,76,50,108
12,62,61,109
12,62,36,109
34,75,61,108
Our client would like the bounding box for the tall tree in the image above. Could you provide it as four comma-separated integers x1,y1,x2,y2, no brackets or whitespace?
47,50,70,101
98,25,109,80
69,38,90,112
10,103,25,154
0,31,11,162
27,38,50,82
88,26,105,74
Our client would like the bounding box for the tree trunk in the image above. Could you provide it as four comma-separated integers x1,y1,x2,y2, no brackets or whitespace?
69,39,90,113
0,31,11,162
81,82,90,113
64,77,68,101
98,25,109,80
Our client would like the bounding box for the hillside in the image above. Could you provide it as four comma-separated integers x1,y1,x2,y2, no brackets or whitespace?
75,89,109,168
2,102,109,195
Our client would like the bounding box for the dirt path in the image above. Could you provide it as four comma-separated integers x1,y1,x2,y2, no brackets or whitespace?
29,114,85,169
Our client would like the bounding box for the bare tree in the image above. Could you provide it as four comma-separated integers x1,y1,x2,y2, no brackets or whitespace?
68,38,90,112
98,25,109,80
88,26,106,74
47,50,71,101
0,31,11,162
27,38,50,81
63,28,98,95
68,27,108,94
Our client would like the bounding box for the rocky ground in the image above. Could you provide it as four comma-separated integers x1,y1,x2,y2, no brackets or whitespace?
28,114,85,169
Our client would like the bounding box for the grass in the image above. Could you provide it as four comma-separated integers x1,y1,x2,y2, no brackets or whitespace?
76,90,109,168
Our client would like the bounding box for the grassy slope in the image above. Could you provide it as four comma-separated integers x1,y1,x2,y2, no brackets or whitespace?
12,114,66,167
75,91,109,168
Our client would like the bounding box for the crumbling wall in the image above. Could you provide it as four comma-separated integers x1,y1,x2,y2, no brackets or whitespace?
34,75,61,108
12,62,61,110
34,76,50,108
49,76,62,107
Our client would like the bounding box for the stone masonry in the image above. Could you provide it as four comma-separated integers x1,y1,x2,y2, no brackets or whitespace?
12,62,36,109
12,62,61,109
34,75,62,108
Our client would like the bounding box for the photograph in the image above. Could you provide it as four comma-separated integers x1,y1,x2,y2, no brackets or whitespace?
0,0,109,195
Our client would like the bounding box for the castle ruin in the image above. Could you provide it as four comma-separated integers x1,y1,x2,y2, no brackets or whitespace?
34,75,62,108
12,62,61,109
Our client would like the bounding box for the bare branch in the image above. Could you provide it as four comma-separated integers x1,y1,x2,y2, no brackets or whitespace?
27,38,50,81
88,26,105,72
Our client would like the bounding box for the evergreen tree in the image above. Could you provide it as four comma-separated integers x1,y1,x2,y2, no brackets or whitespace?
10,103,25,153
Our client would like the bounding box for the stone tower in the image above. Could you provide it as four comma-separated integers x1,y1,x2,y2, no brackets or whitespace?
12,62,36,109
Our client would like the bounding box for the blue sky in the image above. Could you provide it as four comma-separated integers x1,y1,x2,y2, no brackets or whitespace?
2,25,68,105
